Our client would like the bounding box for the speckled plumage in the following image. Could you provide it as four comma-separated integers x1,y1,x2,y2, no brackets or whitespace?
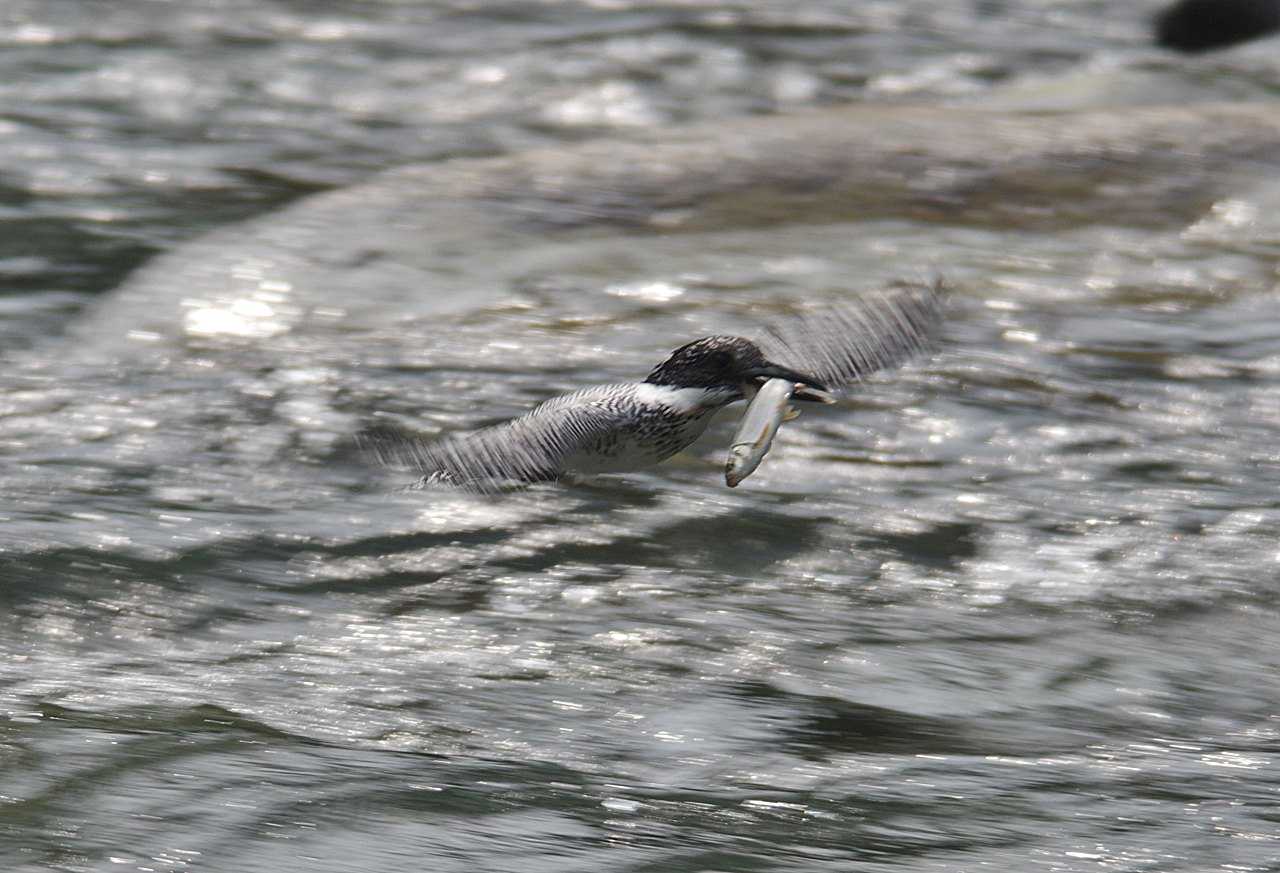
361,383,732,491
360,283,943,492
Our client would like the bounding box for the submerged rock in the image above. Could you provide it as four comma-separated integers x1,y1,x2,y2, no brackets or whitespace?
75,102,1280,361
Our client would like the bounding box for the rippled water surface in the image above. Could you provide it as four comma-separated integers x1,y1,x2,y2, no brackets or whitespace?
3,2,1280,871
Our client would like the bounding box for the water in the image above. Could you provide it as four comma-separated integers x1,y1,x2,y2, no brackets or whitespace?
3,1,1280,871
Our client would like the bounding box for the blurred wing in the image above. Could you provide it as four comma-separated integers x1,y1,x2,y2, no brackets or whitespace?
358,391,622,494
758,282,943,391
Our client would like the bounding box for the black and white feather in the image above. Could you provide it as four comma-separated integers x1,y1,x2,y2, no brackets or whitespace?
360,383,727,493
757,281,943,391
360,282,943,492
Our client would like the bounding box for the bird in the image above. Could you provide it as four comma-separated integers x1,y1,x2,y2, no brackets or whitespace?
360,282,943,493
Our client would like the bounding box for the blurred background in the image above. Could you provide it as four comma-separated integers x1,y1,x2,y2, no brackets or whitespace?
1,1,1279,871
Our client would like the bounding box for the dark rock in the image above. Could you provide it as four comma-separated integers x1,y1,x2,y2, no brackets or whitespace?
1155,0,1280,53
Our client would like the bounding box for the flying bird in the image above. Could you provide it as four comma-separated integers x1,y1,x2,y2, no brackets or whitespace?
360,283,942,492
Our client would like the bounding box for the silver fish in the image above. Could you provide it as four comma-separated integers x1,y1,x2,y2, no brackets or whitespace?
725,378,833,487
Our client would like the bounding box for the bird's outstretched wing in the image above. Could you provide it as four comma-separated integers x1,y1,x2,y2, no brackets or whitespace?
757,281,944,391
357,388,624,494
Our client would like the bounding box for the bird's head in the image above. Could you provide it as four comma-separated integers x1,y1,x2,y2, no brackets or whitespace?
644,336,834,404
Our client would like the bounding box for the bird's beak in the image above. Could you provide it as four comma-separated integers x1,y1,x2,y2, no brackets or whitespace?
743,363,836,404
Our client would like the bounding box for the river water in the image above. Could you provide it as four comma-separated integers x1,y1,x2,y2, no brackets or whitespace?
2,2,1280,871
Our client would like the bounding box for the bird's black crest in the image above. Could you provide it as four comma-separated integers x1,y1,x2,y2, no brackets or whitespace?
644,335,766,388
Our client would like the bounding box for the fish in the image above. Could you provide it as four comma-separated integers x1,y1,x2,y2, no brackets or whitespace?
724,377,831,487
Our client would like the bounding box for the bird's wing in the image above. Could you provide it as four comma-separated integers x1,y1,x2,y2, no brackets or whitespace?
358,388,625,494
757,281,943,391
